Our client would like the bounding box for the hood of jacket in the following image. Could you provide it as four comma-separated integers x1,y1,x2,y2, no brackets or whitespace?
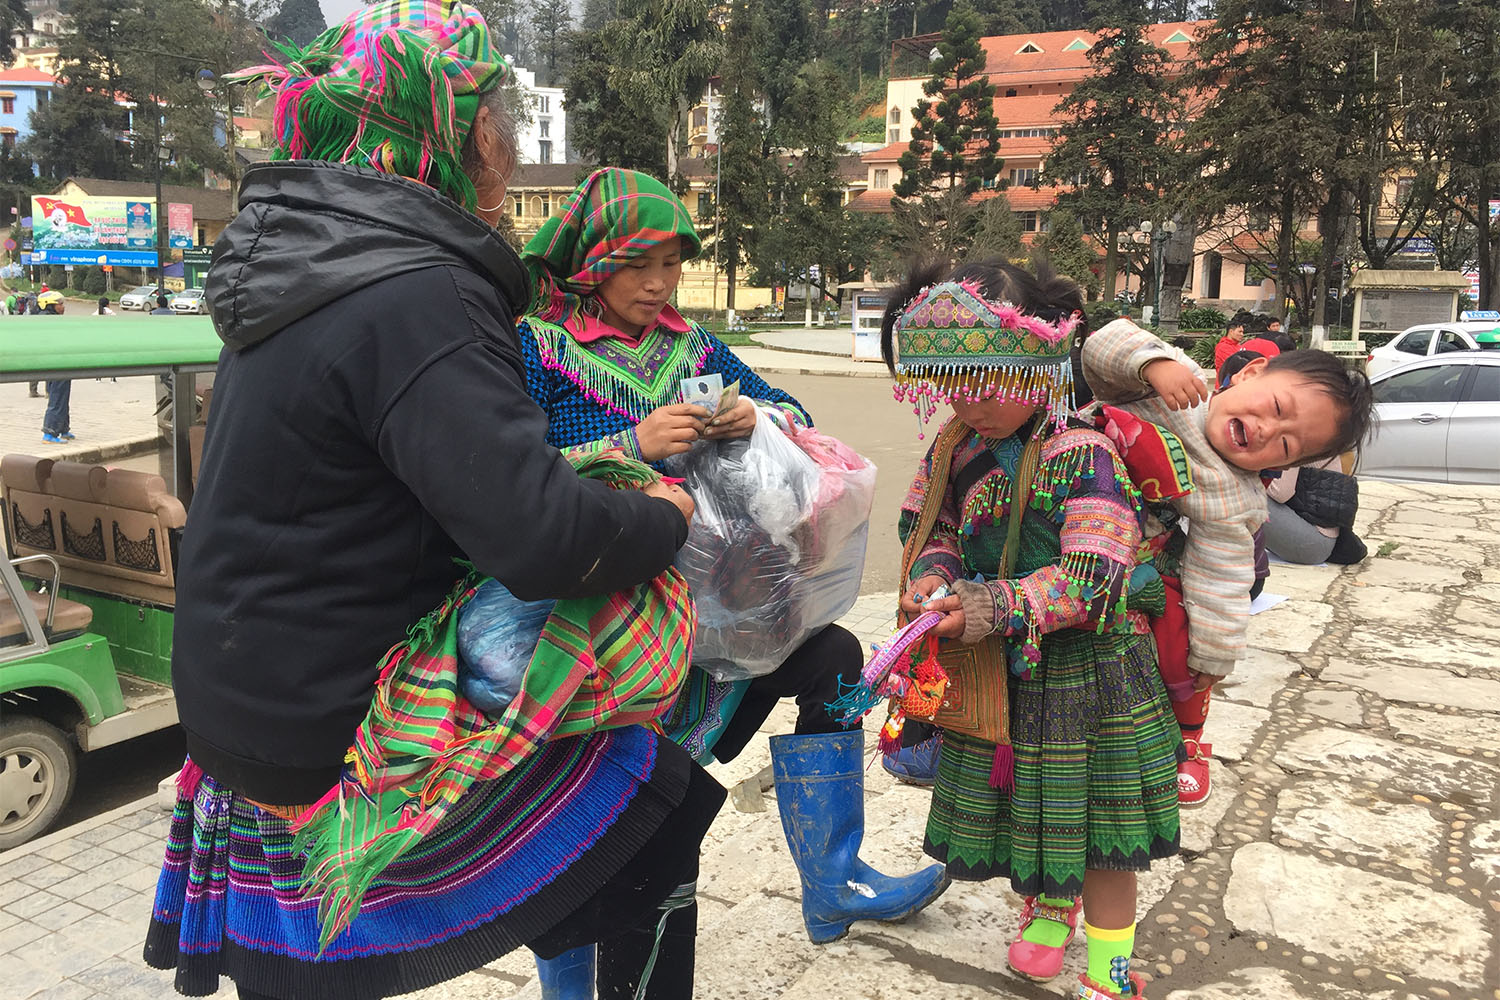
208,160,528,352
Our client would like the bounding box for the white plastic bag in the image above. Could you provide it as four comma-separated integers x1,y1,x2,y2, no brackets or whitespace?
667,406,876,680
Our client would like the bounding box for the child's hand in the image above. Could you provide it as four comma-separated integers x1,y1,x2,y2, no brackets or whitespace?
635,405,709,461
1187,668,1219,692
1143,358,1210,410
901,576,965,638
925,597,966,639
643,479,695,524
900,575,951,617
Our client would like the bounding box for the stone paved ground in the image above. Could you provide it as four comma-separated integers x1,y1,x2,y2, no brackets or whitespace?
1,479,1497,999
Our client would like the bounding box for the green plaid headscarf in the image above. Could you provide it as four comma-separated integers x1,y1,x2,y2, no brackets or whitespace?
522,168,702,321
232,0,511,211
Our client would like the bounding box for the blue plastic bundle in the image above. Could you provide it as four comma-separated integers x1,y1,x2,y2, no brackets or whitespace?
457,579,556,716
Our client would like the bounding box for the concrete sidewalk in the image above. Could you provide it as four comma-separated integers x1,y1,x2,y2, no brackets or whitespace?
1,480,1497,999
0,378,162,465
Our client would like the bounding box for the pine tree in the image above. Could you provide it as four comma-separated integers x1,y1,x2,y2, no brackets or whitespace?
1428,0,1500,308
894,1,1001,198
752,0,816,150
529,0,572,87
25,0,134,179
1186,0,1346,324
713,0,769,312
601,0,721,183
0,0,28,67
470,0,532,67
971,193,1025,262
756,61,863,316
266,0,326,48
565,25,668,174
1043,0,1182,302
1032,208,1100,298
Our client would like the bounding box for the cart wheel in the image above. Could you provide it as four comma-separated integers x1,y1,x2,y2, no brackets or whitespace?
0,716,77,849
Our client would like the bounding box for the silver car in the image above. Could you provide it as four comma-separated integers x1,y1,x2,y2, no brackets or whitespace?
1358,352,1500,484
118,285,163,311
169,287,208,315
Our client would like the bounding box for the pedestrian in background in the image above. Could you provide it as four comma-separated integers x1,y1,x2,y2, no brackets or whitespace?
1213,311,1251,371
96,296,114,315
41,378,71,443
149,293,172,315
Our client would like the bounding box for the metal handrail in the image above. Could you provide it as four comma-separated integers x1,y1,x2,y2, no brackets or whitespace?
10,554,60,630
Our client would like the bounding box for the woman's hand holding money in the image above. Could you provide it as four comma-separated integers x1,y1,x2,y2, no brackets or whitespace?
702,397,757,440
635,404,709,461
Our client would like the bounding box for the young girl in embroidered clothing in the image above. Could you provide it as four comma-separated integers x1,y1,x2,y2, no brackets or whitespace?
515,167,950,961
882,261,1182,1000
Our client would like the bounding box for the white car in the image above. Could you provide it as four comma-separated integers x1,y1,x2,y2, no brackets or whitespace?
119,285,163,311
1357,352,1500,484
1367,320,1500,376
169,288,208,315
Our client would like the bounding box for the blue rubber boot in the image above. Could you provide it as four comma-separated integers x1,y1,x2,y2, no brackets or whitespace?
882,734,940,786
770,730,951,944
535,944,595,1000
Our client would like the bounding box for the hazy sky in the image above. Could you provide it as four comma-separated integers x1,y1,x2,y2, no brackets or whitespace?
319,0,363,23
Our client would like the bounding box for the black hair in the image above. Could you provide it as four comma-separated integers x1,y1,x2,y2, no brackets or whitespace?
1226,310,1252,332
879,257,1086,376
1263,349,1375,461
97,296,110,313
156,293,169,308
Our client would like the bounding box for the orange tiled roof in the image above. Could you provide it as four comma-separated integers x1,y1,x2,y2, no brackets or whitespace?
848,189,898,214
861,141,909,163
0,67,54,84
977,21,1208,82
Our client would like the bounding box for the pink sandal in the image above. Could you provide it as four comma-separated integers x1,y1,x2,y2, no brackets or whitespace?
1006,895,1083,981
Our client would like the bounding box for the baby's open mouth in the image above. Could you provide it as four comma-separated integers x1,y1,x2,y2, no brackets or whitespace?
1228,418,1248,448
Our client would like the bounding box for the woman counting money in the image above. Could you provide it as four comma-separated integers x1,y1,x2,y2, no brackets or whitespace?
514,169,950,979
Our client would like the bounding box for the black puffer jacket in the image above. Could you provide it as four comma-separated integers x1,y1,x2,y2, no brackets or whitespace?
174,162,688,804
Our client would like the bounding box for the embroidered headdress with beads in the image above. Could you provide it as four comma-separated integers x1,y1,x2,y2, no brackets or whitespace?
891,278,1081,433
230,0,511,213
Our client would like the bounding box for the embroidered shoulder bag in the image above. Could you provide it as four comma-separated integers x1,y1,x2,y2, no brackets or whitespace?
895,420,1040,745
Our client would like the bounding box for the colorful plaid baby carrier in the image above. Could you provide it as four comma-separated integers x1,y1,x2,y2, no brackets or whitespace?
291,452,695,950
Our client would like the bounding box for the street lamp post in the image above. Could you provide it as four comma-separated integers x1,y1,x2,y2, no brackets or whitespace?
143,51,222,287
1151,219,1178,327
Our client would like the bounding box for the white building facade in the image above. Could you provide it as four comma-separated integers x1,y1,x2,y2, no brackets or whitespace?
512,67,565,165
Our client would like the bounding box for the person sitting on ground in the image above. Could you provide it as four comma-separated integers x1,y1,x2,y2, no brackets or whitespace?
1264,457,1367,566
149,293,173,315
1263,316,1295,351
96,296,114,316
1212,312,1251,371
1083,320,1375,810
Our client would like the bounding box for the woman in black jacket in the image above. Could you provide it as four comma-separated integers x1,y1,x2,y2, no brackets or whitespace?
142,5,722,999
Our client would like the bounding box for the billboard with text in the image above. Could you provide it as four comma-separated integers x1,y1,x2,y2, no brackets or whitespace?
30,195,160,266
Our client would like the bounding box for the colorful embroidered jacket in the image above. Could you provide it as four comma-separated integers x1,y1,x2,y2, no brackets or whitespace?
517,305,809,461
898,420,1148,676
1081,318,1269,678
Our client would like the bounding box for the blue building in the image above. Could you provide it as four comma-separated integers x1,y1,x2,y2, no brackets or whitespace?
0,66,56,168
